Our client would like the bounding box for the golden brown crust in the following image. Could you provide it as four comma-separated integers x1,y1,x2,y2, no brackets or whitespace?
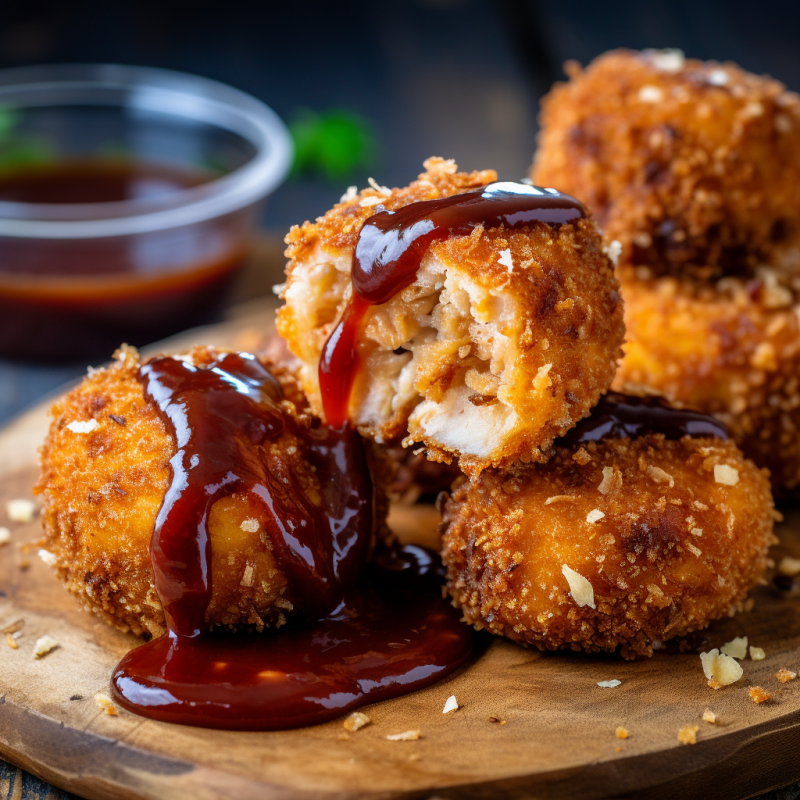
441,435,775,658
614,267,800,492
532,49,800,280
36,345,378,638
278,158,625,474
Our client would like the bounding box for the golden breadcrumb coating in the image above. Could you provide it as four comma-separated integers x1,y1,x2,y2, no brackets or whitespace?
532,49,800,281
442,434,775,659
614,266,800,493
36,345,383,638
277,157,624,474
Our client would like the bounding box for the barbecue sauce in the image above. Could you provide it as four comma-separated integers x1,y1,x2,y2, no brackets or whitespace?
111,352,474,730
318,182,586,426
561,391,729,447
0,160,245,359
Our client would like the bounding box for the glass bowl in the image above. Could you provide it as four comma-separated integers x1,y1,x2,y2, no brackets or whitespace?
0,63,292,360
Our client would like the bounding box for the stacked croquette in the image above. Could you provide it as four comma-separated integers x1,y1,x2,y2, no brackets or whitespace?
533,49,800,494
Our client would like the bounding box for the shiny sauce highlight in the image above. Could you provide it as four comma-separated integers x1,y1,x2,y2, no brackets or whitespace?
561,391,729,447
111,352,474,730
318,182,586,426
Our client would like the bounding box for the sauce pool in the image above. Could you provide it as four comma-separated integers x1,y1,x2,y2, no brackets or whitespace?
111,352,474,730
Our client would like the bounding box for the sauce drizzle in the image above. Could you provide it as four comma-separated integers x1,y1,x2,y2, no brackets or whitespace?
111,352,474,730
561,391,729,447
319,182,586,426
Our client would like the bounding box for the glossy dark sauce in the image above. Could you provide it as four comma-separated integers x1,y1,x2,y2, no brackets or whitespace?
111,352,474,730
0,160,245,360
561,391,729,447
319,182,586,426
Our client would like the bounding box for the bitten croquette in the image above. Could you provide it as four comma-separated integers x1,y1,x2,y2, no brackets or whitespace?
533,49,800,282
441,431,775,658
277,157,624,473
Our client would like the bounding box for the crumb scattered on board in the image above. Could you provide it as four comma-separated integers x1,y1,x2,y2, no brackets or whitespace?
700,649,743,688
6,498,36,523
343,712,370,731
677,725,699,745
443,695,459,714
33,635,58,658
94,693,119,716
597,679,621,688
777,668,797,683
750,646,766,661
749,686,771,704
615,726,629,739
702,709,717,724
386,730,421,741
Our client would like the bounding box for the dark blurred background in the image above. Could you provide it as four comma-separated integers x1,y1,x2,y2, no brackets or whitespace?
2,0,800,426
3,0,800,235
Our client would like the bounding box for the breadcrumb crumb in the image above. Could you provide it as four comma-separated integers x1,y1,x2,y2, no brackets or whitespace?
343,712,371,731
714,465,739,486
720,636,748,660
6,499,35,523
33,635,59,658
66,419,99,434
749,686,771,704
776,668,797,683
386,730,421,741
94,692,119,715
750,646,766,661
677,725,699,745
598,679,621,688
443,695,459,714
778,556,800,576
701,649,743,687
615,726,629,739
562,565,596,609
0,527,10,545
702,709,717,724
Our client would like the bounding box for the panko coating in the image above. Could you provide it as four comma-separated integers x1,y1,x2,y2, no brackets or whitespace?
442,419,775,659
277,157,624,473
532,49,800,281
614,266,800,493
36,345,385,638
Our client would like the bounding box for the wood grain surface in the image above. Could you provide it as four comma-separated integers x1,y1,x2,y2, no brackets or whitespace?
1,303,800,800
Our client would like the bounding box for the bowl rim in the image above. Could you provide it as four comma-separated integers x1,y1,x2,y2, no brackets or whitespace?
0,63,293,239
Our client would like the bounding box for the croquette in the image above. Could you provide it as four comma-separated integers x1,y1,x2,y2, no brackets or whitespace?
277,157,624,473
441,417,775,658
614,266,800,493
533,49,800,281
36,345,385,638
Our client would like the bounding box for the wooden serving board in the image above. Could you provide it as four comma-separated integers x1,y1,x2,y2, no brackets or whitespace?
2,303,800,800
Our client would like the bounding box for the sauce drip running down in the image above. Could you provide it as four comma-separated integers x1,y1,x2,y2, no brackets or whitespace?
111,352,474,730
561,391,729,447
318,181,586,426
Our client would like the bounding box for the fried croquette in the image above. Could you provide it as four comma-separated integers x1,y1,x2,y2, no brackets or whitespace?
614,267,800,493
36,345,382,638
277,157,624,473
532,49,800,280
441,432,775,659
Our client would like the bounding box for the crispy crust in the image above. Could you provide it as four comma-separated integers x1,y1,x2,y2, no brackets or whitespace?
36,345,384,637
614,267,800,492
532,49,800,280
442,435,775,658
277,158,624,474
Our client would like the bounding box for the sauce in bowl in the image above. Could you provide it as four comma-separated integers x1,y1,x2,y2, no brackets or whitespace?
0,160,248,360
